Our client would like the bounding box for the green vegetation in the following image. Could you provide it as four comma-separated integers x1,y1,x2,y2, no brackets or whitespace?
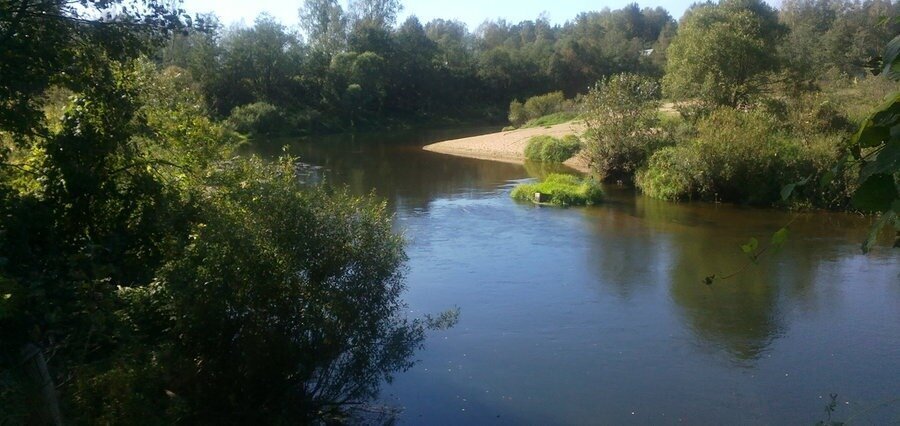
524,135,582,163
1,0,899,421
226,101,289,136
0,1,438,423
521,111,580,128
663,0,784,108
636,107,849,205
158,3,678,137
511,174,603,206
509,92,575,128
582,73,665,182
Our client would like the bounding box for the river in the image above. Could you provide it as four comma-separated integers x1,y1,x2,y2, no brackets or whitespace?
260,127,900,425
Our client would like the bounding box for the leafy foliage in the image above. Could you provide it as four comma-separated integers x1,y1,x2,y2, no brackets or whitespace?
0,2,432,422
582,73,663,182
524,135,582,163
637,108,849,205
663,0,785,107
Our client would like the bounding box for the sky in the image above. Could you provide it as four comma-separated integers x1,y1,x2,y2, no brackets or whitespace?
181,0,747,31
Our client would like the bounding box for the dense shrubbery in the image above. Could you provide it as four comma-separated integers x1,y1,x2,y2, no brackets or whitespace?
1,48,425,424
582,73,665,182
636,108,850,206
511,173,603,206
226,102,290,136
524,135,582,163
509,92,576,128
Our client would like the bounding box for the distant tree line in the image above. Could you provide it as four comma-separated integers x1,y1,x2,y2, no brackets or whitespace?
159,0,677,134
157,0,897,136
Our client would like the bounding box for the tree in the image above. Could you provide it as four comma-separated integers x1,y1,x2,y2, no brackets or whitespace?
582,73,662,182
663,0,785,107
349,0,402,29
0,0,188,136
299,0,348,55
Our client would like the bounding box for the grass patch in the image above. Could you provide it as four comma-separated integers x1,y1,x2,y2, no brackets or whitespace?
511,173,603,207
524,135,582,163
521,111,579,129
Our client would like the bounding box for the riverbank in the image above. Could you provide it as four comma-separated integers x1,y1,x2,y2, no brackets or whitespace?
422,121,591,173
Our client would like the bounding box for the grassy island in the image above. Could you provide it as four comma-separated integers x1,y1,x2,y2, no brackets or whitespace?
511,174,603,207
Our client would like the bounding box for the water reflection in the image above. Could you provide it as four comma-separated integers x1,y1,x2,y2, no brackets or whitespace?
257,127,548,212
257,128,900,424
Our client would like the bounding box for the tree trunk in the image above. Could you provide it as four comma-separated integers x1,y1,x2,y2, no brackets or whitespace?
20,343,63,426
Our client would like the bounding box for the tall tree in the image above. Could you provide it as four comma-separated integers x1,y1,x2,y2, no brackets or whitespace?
663,0,785,107
299,0,348,55
349,0,402,29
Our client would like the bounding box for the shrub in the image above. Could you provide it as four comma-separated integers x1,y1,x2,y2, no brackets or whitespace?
582,73,664,182
511,173,603,207
542,135,582,163
508,100,527,127
227,102,288,136
508,91,575,127
521,111,579,128
635,146,696,201
524,91,568,119
637,108,848,206
524,135,551,161
524,135,582,163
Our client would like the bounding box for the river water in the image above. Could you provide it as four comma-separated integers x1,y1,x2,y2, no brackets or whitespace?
267,128,899,425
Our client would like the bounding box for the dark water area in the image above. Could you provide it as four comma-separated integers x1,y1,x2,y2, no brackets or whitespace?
258,128,900,425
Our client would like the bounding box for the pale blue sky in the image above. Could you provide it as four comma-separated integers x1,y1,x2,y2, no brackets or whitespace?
182,0,773,30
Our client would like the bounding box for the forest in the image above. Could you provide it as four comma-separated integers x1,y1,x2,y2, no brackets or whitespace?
1,0,899,423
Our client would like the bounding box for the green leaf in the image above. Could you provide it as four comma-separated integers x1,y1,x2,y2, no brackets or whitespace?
771,228,789,247
863,210,898,254
781,176,810,201
885,34,900,80
820,155,849,189
854,124,890,148
852,174,899,212
859,140,900,183
741,237,759,254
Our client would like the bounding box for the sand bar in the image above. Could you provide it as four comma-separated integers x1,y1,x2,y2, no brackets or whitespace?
422,121,591,173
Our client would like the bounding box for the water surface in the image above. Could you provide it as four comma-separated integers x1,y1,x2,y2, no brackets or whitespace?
263,128,900,424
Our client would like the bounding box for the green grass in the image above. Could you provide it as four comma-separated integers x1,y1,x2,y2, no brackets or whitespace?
510,174,603,207
524,135,582,163
521,111,579,129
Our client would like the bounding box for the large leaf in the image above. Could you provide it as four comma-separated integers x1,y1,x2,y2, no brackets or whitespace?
860,139,900,182
853,95,900,148
781,176,810,201
741,237,759,254
771,228,789,247
852,173,899,212
820,155,850,189
883,34,900,80
863,210,898,254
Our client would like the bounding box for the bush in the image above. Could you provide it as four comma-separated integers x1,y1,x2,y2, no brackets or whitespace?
524,91,568,119
508,92,575,127
582,73,664,182
508,100,527,127
511,173,603,207
521,111,579,128
636,108,848,206
635,146,696,201
227,102,288,136
524,135,582,163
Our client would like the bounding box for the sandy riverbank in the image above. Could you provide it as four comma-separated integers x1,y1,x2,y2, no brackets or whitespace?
422,121,591,173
